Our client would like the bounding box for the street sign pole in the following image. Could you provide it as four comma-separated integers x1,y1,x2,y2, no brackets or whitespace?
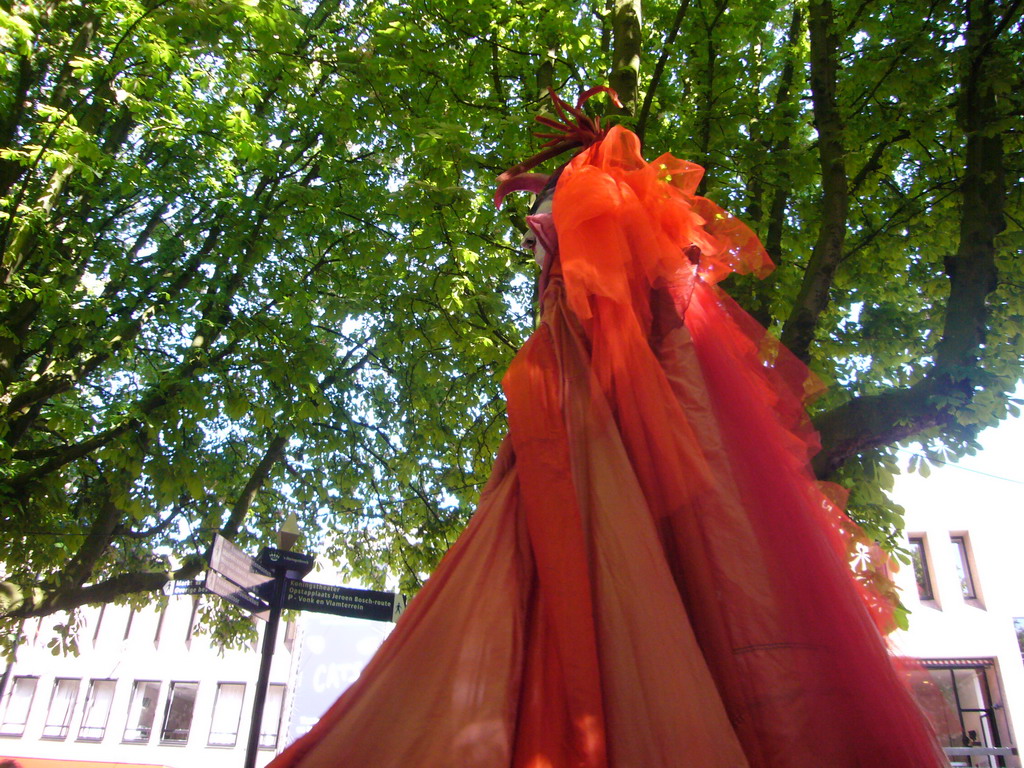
240,544,315,768
205,532,394,766
243,570,284,768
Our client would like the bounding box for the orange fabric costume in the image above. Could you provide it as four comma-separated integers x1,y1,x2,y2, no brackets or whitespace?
269,125,947,768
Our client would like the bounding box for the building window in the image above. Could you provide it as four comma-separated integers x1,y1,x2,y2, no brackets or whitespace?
909,660,1006,767
0,676,38,737
160,681,198,744
78,679,116,741
259,683,286,750
208,683,245,747
42,678,80,739
908,536,934,600
951,535,978,599
123,680,160,743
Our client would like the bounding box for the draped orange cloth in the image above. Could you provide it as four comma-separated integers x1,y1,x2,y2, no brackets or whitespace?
270,127,948,768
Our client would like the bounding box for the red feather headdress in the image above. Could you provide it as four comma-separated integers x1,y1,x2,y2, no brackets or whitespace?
494,86,623,208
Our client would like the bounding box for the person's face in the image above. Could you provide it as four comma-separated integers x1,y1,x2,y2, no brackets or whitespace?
521,196,554,267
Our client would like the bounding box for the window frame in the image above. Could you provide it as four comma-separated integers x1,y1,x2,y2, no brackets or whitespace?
908,535,935,601
950,534,978,600
159,680,199,745
77,678,116,742
122,679,161,743
0,675,39,737
208,682,246,748
41,677,81,740
258,683,286,750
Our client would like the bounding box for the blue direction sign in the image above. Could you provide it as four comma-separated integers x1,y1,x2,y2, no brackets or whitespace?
282,580,404,623
210,535,273,592
206,572,270,620
162,579,208,597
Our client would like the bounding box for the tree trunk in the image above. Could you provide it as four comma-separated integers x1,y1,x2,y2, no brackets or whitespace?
609,0,642,114
813,0,1006,475
780,0,847,363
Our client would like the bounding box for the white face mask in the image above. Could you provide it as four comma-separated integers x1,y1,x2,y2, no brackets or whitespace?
521,197,554,267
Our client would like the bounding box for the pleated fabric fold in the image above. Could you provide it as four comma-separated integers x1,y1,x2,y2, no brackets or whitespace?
269,126,948,768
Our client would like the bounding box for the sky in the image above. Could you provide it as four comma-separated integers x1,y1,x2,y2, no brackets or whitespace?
890,404,1024,515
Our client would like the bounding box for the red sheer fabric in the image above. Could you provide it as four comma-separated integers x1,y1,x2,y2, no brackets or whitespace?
270,126,948,768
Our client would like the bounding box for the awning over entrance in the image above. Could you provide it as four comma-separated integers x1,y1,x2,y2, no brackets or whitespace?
919,657,995,669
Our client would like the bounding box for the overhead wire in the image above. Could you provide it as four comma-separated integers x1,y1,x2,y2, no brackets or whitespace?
894,446,1024,485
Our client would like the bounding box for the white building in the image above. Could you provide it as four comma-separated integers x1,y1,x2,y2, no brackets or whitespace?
0,595,297,768
890,418,1024,768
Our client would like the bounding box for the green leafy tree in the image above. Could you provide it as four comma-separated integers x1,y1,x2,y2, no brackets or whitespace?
1,0,1021,644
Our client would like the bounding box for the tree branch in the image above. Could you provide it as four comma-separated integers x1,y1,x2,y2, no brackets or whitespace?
636,0,691,143
7,337,241,487
694,0,728,194
0,560,203,621
0,54,36,198
8,421,136,487
61,491,122,590
733,6,803,325
220,434,290,540
3,436,287,620
2,219,225,425
849,130,910,195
